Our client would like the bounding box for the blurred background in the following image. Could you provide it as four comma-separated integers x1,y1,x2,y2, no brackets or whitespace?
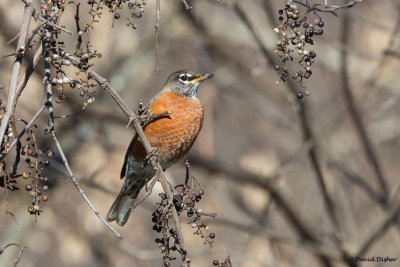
1,0,400,266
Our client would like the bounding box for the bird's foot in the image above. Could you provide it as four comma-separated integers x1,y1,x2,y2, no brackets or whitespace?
145,147,158,163
140,110,170,121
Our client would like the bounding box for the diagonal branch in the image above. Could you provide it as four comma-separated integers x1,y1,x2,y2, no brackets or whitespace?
51,131,123,239
6,104,46,154
292,0,363,16
0,243,26,267
0,0,34,150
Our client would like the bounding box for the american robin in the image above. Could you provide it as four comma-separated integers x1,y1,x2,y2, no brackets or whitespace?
107,70,213,226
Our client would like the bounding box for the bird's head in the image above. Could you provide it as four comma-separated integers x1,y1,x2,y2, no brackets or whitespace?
162,70,214,98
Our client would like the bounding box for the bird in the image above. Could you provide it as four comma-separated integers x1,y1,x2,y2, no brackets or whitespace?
107,70,213,226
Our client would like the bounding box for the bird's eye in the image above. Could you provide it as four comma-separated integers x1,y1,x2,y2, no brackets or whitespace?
179,74,188,82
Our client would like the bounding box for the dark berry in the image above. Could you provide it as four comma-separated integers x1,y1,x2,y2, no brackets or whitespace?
279,16,283,21
295,20,301,27
44,160,50,166
278,9,283,15
297,92,304,99
213,260,219,266
209,233,216,239
317,28,323,35
25,184,33,191
318,21,324,27
308,29,314,36
114,13,120,19
187,209,194,217
303,23,309,28
152,216,158,223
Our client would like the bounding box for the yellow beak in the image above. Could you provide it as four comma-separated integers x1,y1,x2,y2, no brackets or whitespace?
190,73,214,83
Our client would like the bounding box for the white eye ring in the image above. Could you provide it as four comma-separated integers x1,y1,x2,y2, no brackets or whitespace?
179,74,189,82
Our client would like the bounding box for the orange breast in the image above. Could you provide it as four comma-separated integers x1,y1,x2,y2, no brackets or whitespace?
131,91,204,168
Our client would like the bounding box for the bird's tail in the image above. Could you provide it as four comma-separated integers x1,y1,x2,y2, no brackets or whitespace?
106,187,137,226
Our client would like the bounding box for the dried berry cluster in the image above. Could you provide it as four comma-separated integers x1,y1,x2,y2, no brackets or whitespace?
0,0,148,223
88,0,147,29
274,0,325,99
1,118,53,220
151,161,216,267
36,0,147,110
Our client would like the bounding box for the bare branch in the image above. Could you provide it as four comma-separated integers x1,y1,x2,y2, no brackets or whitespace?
16,44,44,99
292,0,363,16
155,0,160,74
36,15,73,35
5,104,46,154
51,131,123,239
0,243,26,267
0,0,34,151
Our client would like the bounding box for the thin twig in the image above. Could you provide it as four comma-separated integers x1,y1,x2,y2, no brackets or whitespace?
36,15,73,35
0,0,34,151
16,44,44,98
155,0,160,74
0,243,26,267
0,52,16,59
5,104,46,154
292,0,363,16
12,245,25,267
182,0,192,10
51,132,123,239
